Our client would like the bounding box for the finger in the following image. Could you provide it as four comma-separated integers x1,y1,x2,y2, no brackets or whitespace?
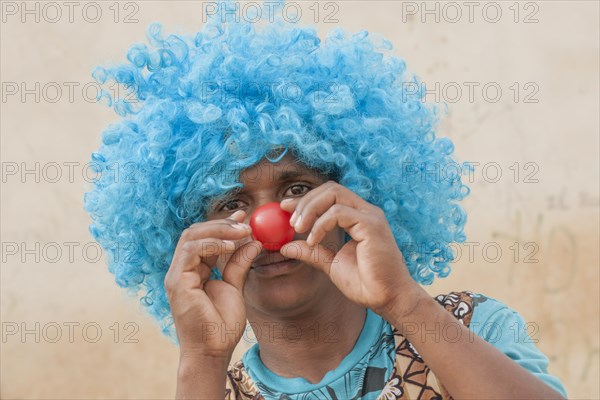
201,233,249,269
289,182,369,233
173,221,251,266
187,210,245,229
306,204,370,246
169,238,237,287
188,210,246,228
282,181,334,224
225,209,247,224
279,196,300,214
165,257,213,296
204,210,251,266
204,280,245,331
166,215,252,294
278,181,335,222
280,240,364,298
203,280,228,323
278,181,342,221
214,232,255,271
221,240,263,291
197,262,212,287
180,220,251,244
279,240,337,276
178,263,213,290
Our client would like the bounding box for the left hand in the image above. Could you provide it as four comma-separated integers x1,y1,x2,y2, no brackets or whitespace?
279,181,424,318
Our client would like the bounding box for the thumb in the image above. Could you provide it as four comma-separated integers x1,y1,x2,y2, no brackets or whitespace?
222,240,262,291
280,240,337,276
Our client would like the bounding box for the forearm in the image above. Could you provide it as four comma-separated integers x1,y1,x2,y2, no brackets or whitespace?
176,353,229,400
383,291,565,400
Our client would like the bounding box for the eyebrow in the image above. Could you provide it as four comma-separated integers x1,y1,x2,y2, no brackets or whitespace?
214,167,324,201
277,168,315,182
233,167,322,194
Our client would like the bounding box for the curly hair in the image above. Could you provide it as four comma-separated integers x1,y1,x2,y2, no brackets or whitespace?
84,0,471,338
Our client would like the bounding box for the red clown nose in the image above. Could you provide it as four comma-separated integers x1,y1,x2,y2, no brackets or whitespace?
249,202,295,251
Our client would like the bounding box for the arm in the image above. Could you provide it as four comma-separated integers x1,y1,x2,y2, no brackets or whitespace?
381,289,566,400
278,184,566,400
177,353,230,400
164,209,262,400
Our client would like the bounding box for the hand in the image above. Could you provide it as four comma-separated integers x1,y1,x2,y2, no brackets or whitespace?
164,210,262,359
279,181,425,319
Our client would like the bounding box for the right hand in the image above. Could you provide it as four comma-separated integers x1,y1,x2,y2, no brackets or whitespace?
164,209,262,360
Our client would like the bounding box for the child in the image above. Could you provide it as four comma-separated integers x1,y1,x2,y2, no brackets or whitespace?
85,2,567,398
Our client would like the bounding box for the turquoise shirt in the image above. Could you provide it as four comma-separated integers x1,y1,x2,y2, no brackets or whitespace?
240,293,568,399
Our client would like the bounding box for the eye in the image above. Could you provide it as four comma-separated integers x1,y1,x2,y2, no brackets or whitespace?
218,199,246,212
284,183,311,197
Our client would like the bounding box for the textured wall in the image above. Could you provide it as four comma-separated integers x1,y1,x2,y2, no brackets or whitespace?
1,1,598,399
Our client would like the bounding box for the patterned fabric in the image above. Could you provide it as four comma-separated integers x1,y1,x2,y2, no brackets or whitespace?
226,361,264,400
225,291,475,400
376,291,475,400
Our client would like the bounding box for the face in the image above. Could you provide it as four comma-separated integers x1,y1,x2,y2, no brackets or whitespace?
204,151,346,317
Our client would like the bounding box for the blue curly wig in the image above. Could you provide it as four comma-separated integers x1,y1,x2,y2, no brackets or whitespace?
84,0,471,338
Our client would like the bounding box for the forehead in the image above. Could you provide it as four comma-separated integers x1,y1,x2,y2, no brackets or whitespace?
238,152,328,184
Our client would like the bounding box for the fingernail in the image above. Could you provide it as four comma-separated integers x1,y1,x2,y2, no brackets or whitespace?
306,232,313,246
231,210,244,218
290,211,297,225
294,214,302,229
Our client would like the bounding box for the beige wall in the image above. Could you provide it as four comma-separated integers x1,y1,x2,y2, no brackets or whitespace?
1,1,598,398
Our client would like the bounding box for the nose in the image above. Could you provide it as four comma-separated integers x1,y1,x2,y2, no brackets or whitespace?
242,196,284,225
246,199,300,257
